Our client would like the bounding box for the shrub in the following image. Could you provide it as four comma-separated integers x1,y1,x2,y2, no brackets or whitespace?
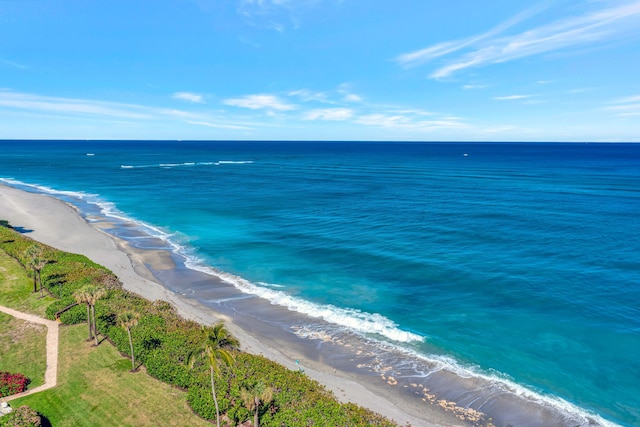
0,226,399,426
0,372,30,397
0,405,42,427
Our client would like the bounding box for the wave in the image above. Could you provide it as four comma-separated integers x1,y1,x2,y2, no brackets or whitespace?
0,177,619,426
1,179,420,344
184,260,424,343
120,160,254,169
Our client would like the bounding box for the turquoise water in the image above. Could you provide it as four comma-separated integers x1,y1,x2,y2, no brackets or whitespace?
1,140,639,426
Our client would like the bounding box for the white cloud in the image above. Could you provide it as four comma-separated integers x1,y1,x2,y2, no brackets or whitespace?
288,89,330,103
493,94,535,100
343,93,362,102
396,2,551,68
0,59,29,70
304,108,353,121
0,90,254,132
397,1,640,79
173,92,205,103
611,94,640,104
223,94,296,110
604,94,640,117
0,91,154,119
355,113,466,131
186,120,251,130
463,84,489,90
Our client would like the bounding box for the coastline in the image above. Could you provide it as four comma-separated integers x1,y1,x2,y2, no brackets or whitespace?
0,183,445,427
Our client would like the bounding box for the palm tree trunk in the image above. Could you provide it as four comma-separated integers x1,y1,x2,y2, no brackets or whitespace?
38,270,44,297
91,305,99,346
32,269,37,292
211,366,221,427
254,401,259,427
86,304,92,340
127,327,135,371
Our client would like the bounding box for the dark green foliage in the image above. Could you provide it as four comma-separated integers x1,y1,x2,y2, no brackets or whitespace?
0,405,42,427
0,225,398,427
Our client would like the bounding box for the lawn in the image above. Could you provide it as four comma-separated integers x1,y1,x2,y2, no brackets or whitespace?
0,251,56,317
0,311,47,389
1,251,210,426
10,324,211,427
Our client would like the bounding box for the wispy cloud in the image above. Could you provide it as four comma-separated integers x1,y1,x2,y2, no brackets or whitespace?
0,91,154,119
0,59,29,70
304,108,353,121
173,92,205,103
288,89,330,103
237,0,325,31
604,94,640,116
0,90,255,131
396,2,552,68
224,94,296,110
186,120,251,130
462,84,489,90
355,113,467,131
493,94,535,100
397,1,640,79
343,93,362,102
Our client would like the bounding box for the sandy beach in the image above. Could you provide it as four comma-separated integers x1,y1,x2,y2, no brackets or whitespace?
0,183,452,427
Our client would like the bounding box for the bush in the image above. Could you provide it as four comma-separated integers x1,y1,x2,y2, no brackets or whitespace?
0,372,30,397
0,405,42,427
0,226,399,426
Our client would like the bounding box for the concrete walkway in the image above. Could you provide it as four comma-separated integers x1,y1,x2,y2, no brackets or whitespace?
0,305,59,401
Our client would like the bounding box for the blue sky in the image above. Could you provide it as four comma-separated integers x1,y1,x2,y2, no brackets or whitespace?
1,0,639,141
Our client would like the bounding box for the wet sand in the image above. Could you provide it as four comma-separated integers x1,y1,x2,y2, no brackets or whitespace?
1,183,458,426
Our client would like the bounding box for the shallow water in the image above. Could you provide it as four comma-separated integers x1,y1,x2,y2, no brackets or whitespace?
1,140,638,426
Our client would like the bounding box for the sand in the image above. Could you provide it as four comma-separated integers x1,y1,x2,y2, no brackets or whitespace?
0,184,445,426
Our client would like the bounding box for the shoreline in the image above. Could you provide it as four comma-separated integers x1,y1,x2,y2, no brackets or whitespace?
0,183,445,427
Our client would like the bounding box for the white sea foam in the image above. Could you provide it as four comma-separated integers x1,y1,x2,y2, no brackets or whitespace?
119,160,253,169
0,177,620,426
182,258,424,344
345,335,620,427
216,160,254,165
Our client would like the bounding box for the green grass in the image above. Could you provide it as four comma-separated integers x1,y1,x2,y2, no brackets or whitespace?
0,251,56,317
0,311,47,389
1,250,210,426
10,324,211,427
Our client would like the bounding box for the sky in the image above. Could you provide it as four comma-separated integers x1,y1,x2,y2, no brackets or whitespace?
1,0,640,142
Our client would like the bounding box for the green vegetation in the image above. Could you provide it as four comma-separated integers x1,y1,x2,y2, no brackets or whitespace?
0,313,46,390
0,405,42,427
0,224,397,426
0,246,54,317
10,324,211,427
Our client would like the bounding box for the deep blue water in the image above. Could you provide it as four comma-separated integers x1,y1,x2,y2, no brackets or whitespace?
1,140,639,426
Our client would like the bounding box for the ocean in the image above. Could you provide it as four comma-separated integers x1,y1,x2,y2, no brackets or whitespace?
1,140,638,426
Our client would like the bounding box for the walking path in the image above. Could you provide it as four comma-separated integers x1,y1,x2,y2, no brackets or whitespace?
0,305,59,401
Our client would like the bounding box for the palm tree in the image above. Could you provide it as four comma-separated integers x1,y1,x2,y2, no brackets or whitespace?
24,245,44,293
73,288,93,341
118,310,140,371
187,323,239,427
35,255,47,297
83,285,106,346
240,382,274,427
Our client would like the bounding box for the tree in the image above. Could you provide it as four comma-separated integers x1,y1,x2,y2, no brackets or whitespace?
188,323,239,427
73,288,93,341
83,285,106,346
240,382,274,427
118,310,140,372
24,245,45,294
